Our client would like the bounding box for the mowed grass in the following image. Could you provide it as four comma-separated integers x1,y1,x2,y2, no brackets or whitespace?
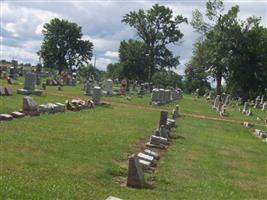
0,81,267,199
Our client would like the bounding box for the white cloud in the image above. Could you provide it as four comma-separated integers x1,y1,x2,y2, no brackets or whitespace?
104,51,119,59
95,57,114,71
83,35,119,52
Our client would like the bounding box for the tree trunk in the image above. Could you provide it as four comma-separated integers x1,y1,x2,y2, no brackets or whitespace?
216,74,222,96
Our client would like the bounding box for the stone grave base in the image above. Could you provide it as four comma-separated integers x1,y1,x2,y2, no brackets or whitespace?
17,89,42,96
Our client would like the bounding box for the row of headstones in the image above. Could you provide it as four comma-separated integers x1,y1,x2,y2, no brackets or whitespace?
212,94,231,116
241,101,267,116
127,106,180,188
0,96,66,121
0,86,12,96
254,129,267,143
84,79,113,96
151,88,183,106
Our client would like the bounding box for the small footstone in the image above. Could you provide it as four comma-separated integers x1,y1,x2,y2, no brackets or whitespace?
105,196,123,200
11,111,25,118
144,149,160,160
127,154,145,188
0,114,13,121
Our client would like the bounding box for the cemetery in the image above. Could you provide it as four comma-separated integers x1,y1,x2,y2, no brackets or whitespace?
1,0,267,199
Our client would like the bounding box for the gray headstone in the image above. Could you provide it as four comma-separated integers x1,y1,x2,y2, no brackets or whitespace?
127,154,145,188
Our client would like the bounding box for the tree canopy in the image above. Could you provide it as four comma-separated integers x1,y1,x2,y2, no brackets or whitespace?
122,4,187,82
38,18,93,74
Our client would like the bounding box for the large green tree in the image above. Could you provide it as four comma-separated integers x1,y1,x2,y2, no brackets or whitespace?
226,17,267,100
184,42,211,94
118,39,148,81
191,0,239,95
38,18,93,74
122,4,187,82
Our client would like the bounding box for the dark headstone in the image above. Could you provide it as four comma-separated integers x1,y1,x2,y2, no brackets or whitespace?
159,110,168,128
4,87,12,96
126,154,145,188
0,114,13,121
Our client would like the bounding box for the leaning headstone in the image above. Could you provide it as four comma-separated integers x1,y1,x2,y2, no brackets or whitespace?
92,86,102,105
126,154,145,188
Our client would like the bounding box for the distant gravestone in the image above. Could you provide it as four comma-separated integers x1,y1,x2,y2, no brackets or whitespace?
85,81,93,96
17,72,42,96
172,104,180,119
0,86,5,95
22,96,39,116
105,196,123,200
262,102,267,111
159,110,168,128
92,86,101,105
4,87,12,96
126,154,145,188
104,79,113,95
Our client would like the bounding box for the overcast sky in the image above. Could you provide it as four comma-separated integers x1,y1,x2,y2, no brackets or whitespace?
1,0,266,74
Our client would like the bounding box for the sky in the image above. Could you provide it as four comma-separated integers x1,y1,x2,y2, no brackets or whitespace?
1,0,266,75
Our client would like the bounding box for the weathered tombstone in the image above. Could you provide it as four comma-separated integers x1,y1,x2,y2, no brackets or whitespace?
22,96,39,116
159,110,168,128
151,88,159,105
42,83,46,90
138,84,145,96
92,86,101,105
195,88,200,98
17,72,42,96
254,96,261,108
242,102,249,114
0,86,5,95
262,102,267,111
172,104,180,119
126,154,145,188
0,114,13,121
104,79,113,95
120,79,127,95
158,89,165,104
4,87,12,96
260,95,264,105
224,95,231,105
105,196,123,200
11,111,25,118
144,149,160,160
84,81,93,96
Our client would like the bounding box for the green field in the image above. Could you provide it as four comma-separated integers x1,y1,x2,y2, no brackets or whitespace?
0,80,266,200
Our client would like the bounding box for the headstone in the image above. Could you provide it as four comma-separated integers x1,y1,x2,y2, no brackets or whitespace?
120,79,127,95
105,196,123,200
17,72,42,96
104,79,113,95
172,104,180,119
144,149,160,160
22,96,39,116
254,96,261,108
159,110,168,128
92,86,101,105
137,152,154,163
242,102,249,114
5,87,13,96
126,154,145,188
11,111,25,118
0,86,5,95
224,95,231,105
0,114,13,121
138,84,145,96
85,81,93,96
151,88,159,104
260,95,264,105
262,102,267,111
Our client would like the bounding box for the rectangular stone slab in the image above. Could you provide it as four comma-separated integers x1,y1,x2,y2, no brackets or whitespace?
11,111,25,118
144,149,160,160
0,114,13,121
106,196,123,200
137,152,154,163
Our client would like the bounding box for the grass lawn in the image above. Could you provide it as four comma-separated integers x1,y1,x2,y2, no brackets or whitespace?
0,81,266,199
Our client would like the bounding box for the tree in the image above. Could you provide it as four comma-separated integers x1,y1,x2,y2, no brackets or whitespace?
226,17,267,100
152,70,183,89
38,18,93,74
106,62,123,80
122,4,187,82
118,39,149,81
191,0,239,95
184,41,211,94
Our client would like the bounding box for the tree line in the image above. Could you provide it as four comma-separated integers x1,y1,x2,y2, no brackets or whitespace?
38,0,267,100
